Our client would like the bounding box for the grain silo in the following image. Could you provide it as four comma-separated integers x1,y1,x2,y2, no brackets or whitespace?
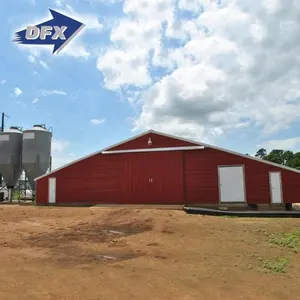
0,126,23,200
22,124,52,192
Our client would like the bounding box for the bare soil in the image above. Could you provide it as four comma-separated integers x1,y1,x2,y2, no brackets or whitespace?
0,205,300,300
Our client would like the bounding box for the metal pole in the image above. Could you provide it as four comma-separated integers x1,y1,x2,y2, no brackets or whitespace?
0,113,4,187
1,112,4,132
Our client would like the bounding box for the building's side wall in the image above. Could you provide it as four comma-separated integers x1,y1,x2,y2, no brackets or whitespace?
36,146,300,206
36,151,184,205
184,149,300,205
108,132,198,151
35,176,48,205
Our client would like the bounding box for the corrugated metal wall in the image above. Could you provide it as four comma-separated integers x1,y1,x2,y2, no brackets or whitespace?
36,151,184,205
183,149,300,205
36,133,300,205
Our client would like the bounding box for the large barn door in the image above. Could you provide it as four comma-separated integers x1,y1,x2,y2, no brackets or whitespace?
218,166,246,203
130,152,184,205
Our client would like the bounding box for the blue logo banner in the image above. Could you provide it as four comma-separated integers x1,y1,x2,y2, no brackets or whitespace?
13,9,85,54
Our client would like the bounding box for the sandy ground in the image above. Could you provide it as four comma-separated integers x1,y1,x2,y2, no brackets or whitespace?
0,205,300,300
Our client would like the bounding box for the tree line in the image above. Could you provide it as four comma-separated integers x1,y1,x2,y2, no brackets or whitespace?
253,148,300,170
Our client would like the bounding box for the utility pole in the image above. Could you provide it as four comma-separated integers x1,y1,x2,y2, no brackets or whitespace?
0,113,3,187
1,112,4,132
0,112,9,188
1,112,9,132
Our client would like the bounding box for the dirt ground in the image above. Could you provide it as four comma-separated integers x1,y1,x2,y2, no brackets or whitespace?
1,205,300,300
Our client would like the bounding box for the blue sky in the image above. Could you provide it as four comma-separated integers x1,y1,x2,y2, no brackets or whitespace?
1,0,300,168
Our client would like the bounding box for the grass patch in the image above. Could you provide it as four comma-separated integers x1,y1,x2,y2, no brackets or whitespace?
263,258,289,274
269,228,300,252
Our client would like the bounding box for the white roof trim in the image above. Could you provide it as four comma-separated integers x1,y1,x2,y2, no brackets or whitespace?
102,146,205,154
35,129,300,181
151,130,300,174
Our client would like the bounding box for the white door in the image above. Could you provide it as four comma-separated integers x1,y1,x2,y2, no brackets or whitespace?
48,178,56,204
269,172,282,204
219,166,246,203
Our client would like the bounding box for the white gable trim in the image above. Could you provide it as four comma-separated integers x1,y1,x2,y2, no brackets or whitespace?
150,130,300,174
35,129,300,181
102,146,205,154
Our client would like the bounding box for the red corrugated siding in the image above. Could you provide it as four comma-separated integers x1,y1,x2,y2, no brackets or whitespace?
35,177,48,205
130,151,184,204
184,149,300,204
55,154,130,205
36,136,300,206
108,132,198,151
36,151,184,205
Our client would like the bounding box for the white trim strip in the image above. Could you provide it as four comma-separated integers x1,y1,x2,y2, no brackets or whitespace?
102,146,205,154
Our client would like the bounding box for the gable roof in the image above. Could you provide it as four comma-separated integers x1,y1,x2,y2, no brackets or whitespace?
35,129,300,181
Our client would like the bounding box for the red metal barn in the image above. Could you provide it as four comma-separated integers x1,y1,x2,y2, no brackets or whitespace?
35,130,300,207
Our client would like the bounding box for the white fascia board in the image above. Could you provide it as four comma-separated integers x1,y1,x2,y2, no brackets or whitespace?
102,146,205,154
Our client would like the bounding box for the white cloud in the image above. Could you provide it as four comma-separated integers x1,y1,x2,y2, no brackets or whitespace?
97,48,151,90
1,80,7,84
259,138,300,152
90,118,106,125
50,138,76,169
97,0,300,141
13,87,23,97
178,0,220,13
55,6,103,30
28,55,36,63
32,98,39,104
51,139,70,152
60,40,91,59
51,153,77,169
55,0,63,6
40,89,67,96
123,0,175,22
28,55,49,69
39,60,49,69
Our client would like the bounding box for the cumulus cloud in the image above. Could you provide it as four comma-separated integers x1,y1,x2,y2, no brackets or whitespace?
90,118,106,125
13,87,23,97
54,5,103,30
123,0,175,22
50,138,77,169
259,137,300,152
51,139,70,152
51,153,77,169
97,0,300,141
97,48,151,89
60,40,91,59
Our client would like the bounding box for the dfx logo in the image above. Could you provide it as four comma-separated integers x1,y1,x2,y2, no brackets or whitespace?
13,9,85,54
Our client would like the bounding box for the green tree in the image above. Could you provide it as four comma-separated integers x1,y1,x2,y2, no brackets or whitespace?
264,149,285,164
282,150,294,166
255,148,267,159
286,152,300,170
